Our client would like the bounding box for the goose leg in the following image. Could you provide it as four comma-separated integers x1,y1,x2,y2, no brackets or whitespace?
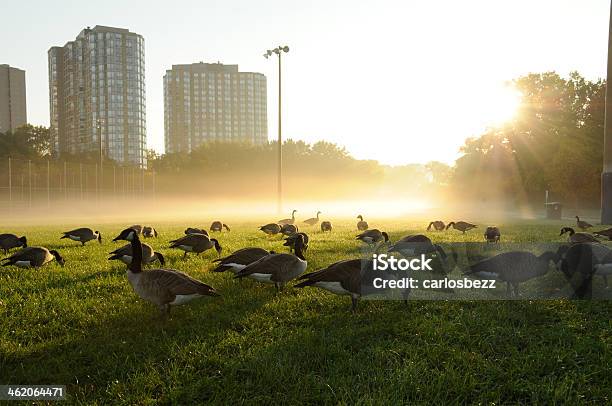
513,283,519,297
603,275,609,289
351,296,358,312
275,282,279,292
183,252,188,259
506,282,512,297
158,304,170,320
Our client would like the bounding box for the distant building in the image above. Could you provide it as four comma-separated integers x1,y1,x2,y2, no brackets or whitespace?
0,64,27,133
163,62,267,154
48,25,147,166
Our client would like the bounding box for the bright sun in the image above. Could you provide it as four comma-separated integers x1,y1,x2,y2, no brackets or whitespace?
481,85,523,126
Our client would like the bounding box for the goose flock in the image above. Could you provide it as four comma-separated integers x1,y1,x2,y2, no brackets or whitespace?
1,212,610,317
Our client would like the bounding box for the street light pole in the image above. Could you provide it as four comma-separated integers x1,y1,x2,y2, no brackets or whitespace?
602,1,612,224
97,118,104,199
265,45,289,214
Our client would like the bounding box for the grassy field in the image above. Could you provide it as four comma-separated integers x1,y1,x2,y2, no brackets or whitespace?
1,219,611,404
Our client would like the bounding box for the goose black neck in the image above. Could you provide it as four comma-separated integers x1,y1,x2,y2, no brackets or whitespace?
295,242,306,261
129,234,143,273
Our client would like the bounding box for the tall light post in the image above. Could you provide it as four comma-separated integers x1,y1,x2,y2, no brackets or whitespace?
97,118,104,199
264,45,289,214
603,1,612,224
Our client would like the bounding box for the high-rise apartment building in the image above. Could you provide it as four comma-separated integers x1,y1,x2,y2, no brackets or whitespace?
0,64,27,133
163,62,267,154
48,26,146,166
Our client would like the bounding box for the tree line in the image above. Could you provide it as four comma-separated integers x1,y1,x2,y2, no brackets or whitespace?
0,70,605,206
453,71,605,209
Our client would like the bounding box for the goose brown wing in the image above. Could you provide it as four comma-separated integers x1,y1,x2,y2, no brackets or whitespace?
141,269,217,297
217,248,269,265
170,234,208,247
357,229,378,239
298,259,361,292
466,252,535,276
110,243,132,256
572,233,599,243
397,234,432,244
235,253,297,280
29,248,51,265
65,227,93,237
6,247,46,264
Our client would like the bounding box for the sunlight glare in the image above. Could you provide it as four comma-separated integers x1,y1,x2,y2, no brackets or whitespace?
481,85,522,126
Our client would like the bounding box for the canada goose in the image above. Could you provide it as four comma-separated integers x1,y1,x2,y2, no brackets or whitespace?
260,223,282,236
142,226,158,238
170,234,222,258
109,243,165,266
386,234,454,272
387,234,432,253
555,244,612,290
280,223,299,236
296,258,411,310
184,227,209,236
0,234,27,254
303,211,321,226
129,224,143,234
356,229,389,244
320,221,333,232
576,216,593,230
593,227,612,240
484,226,501,243
446,221,477,233
356,215,369,231
113,228,218,317
295,259,362,311
234,233,307,291
464,251,557,297
388,234,445,257
559,227,599,244
278,210,297,225
210,221,230,232
211,247,272,273
284,232,310,252
1,247,65,268
60,228,101,246
426,221,445,231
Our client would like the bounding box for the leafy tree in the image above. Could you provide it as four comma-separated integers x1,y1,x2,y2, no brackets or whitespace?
453,71,605,208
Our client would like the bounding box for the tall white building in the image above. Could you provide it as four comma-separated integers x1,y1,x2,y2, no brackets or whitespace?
48,25,147,166
163,62,267,154
0,64,27,133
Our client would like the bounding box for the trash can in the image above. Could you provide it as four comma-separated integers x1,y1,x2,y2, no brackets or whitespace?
545,202,562,220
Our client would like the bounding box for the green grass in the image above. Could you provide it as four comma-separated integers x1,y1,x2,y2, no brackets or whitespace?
1,219,611,404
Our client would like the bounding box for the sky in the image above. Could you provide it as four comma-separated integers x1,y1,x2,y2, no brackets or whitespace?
1,0,610,165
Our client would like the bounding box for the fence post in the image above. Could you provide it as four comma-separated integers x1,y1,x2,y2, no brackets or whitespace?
64,161,67,201
47,159,50,208
80,163,83,201
8,157,12,210
28,160,32,208
95,163,98,204
152,171,156,201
